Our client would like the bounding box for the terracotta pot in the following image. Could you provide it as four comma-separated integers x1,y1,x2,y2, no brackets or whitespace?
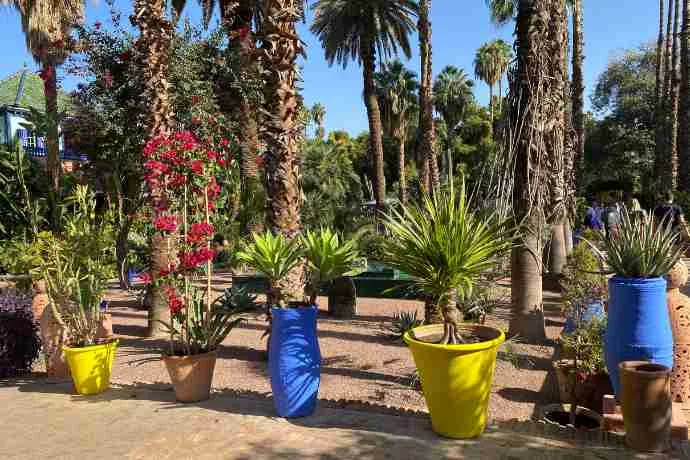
163,350,216,403
576,372,613,414
40,304,70,379
97,313,113,339
554,360,576,403
666,260,690,402
31,280,49,323
619,361,672,453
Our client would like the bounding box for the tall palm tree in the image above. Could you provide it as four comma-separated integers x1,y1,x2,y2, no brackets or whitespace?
417,0,439,194
571,0,585,187
679,0,690,189
670,0,682,190
505,0,566,343
311,103,327,140
6,0,83,197
656,0,667,178
375,60,418,204
311,0,417,211
261,0,306,299
131,0,176,337
474,39,512,123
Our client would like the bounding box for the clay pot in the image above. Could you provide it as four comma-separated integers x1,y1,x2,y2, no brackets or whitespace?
163,350,216,403
97,313,114,339
40,304,70,379
619,361,672,453
31,280,49,322
666,260,690,402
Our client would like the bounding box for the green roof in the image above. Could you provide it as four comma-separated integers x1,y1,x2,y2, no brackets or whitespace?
0,69,72,112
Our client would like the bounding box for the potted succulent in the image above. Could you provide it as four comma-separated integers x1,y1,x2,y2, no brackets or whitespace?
142,131,254,403
588,209,683,396
35,186,117,395
238,228,360,417
382,182,513,438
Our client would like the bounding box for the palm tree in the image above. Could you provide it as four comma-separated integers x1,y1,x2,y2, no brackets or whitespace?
679,0,690,189
131,0,176,337
417,0,439,194
261,0,306,299
505,0,566,343
656,0,667,178
311,0,417,211
375,60,418,204
571,0,585,184
474,40,512,123
671,0,682,190
311,103,327,140
5,0,83,197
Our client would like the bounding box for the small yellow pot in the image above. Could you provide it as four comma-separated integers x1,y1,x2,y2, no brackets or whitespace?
404,324,504,439
63,340,118,396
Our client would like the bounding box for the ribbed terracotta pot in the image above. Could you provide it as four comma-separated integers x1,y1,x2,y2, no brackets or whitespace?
666,260,690,402
619,361,672,453
163,351,216,403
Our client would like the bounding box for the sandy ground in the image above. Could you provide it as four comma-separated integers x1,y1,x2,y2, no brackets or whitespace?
59,277,565,423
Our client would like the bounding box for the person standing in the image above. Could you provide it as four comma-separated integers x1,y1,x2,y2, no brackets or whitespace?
654,191,690,240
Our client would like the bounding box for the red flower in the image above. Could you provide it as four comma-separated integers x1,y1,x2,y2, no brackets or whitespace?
191,116,200,125
237,26,250,41
119,51,131,61
154,214,178,232
206,150,218,161
144,160,170,176
187,223,215,244
180,248,216,269
102,71,113,88
218,158,226,167
169,173,188,188
164,286,184,314
255,156,265,168
220,138,230,147
190,160,204,175
139,272,152,284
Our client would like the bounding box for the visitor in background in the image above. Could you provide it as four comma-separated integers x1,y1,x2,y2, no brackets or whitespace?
624,191,646,221
602,199,621,240
584,199,603,232
654,191,689,240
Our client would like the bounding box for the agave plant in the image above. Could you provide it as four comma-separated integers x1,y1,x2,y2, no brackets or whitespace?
588,208,684,278
387,310,423,341
381,182,513,344
302,228,364,304
237,231,303,307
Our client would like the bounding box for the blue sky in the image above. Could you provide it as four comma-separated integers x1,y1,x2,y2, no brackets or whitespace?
0,0,657,134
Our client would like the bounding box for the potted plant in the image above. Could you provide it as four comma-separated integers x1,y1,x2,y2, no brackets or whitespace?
588,209,683,396
382,182,513,438
239,228,361,417
35,186,117,395
142,131,254,403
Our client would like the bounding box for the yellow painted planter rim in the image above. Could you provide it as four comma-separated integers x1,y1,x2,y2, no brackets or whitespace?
63,340,119,354
404,324,505,352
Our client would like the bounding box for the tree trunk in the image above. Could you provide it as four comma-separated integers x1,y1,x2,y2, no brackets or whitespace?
548,223,567,275
680,0,690,190
327,277,357,318
262,0,305,301
43,62,61,197
418,0,439,194
397,128,407,204
424,297,444,324
116,218,132,290
670,0,682,190
132,0,175,337
657,0,667,179
572,0,586,191
362,41,387,210
658,0,676,180
564,217,574,254
489,83,494,124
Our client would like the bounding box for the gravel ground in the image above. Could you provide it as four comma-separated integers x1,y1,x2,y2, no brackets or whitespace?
40,278,565,422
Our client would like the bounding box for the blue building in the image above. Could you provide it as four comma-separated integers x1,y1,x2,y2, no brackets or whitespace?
0,68,85,163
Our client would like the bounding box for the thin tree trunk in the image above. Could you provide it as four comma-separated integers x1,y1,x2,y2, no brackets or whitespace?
670,0,682,189
116,216,132,291
572,0,585,191
43,62,60,197
489,83,494,124
362,41,386,211
564,218,574,254
132,0,175,337
418,0,439,194
262,0,305,300
680,0,690,190
658,0,676,180
397,128,407,204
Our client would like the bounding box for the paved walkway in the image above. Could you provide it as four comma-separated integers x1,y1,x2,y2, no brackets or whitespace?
1,380,688,459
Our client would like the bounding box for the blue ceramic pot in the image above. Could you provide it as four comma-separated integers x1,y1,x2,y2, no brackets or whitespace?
269,305,321,417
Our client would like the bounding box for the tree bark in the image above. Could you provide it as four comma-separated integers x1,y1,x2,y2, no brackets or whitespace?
116,218,132,290
670,0,682,190
362,41,387,210
43,62,61,197
572,0,586,192
418,0,439,194
424,297,444,324
132,0,175,337
657,0,676,181
680,0,690,190
262,0,306,301
657,0,667,179
397,128,407,204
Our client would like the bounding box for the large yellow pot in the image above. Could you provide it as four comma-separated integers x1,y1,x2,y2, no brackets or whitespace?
404,324,504,439
63,340,118,396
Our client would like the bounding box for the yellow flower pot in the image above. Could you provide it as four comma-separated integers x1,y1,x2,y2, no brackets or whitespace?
404,324,504,439
63,340,118,395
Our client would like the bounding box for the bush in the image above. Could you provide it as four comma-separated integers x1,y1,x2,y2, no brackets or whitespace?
0,292,41,377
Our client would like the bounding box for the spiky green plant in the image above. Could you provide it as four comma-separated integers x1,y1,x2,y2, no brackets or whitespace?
302,228,364,304
237,231,304,307
388,310,423,341
381,181,513,344
588,208,684,278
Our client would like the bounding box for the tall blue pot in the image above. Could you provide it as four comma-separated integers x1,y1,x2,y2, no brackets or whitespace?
269,306,321,417
605,276,673,397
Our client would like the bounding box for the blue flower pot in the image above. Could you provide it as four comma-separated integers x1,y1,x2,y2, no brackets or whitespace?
605,277,673,397
269,306,321,417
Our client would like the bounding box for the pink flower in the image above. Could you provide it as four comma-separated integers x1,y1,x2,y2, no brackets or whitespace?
154,215,178,232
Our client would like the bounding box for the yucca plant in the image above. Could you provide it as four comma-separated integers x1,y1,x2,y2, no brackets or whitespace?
302,228,364,304
588,208,684,278
381,182,513,344
237,231,304,307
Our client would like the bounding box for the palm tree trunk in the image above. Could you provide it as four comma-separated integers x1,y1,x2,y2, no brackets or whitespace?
680,0,690,190
262,0,305,300
133,0,175,337
397,127,407,204
489,83,494,124
656,0,667,177
43,62,60,197
572,0,585,190
418,0,439,194
670,0,682,190
362,40,387,210
658,0,676,180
